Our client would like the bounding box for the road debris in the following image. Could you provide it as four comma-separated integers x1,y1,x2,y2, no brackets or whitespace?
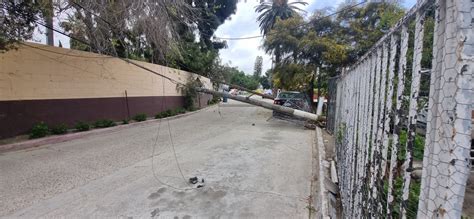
189,177,206,188
189,177,198,184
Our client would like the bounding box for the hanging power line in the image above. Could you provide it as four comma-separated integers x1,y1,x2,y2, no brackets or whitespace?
23,0,370,82
34,21,184,86
213,1,367,40
70,0,367,41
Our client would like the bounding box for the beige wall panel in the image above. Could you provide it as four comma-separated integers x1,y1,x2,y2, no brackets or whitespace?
0,43,211,101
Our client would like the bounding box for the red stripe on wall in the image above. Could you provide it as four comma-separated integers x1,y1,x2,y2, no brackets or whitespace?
0,96,187,139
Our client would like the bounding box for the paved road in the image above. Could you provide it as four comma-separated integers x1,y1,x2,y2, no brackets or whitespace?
0,100,314,218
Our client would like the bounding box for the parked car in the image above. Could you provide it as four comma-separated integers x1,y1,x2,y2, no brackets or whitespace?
272,91,311,118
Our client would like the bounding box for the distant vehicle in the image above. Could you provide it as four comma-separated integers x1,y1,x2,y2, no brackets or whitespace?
229,89,239,95
262,89,272,98
272,91,311,118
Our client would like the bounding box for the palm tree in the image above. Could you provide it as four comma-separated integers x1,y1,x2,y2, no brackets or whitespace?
256,0,307,65
255,0,308,35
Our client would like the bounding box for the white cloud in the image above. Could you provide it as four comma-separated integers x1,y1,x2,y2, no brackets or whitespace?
215,0,417,75
215,1,270,75
215,0,344,75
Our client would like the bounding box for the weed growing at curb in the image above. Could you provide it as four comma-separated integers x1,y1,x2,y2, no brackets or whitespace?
93,119,116,128
51,123,68,135
75,121,90,132
29,122,50,139
133,114,147,122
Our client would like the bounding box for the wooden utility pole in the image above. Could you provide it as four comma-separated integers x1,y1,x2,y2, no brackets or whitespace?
196,88,319,121
216,81,274,99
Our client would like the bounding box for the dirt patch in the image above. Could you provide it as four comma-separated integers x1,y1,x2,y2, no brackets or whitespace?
0,135,29,146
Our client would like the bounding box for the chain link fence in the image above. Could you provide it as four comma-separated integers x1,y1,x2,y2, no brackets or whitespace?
331,0,473,217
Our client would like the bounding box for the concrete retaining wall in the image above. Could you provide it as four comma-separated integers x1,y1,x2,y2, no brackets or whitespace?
0,43,212,138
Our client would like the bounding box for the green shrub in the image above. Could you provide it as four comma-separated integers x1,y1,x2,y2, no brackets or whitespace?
398,130,425,161
175,108,186,114
162,110,173,117
166,109,177,117
155,108,185,119
178,78,202,110
75,121,90,132
133,113,147,122
51,123,68,135
29,122,50,139
122,119,129,124
387,177,421,218
93,119,116,128
208,95,220,105
155,111,169,119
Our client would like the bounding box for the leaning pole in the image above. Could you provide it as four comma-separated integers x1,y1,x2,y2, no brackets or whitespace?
215,81,274,100
196,88,319,121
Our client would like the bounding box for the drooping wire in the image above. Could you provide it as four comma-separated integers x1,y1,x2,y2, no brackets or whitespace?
66,1,368,42
32,21,185,87
9,3,367,201
150,112,189,191
5,0,369,87
213,1,368,41
149,68,194,191
161,72,190,188
21,23,312,201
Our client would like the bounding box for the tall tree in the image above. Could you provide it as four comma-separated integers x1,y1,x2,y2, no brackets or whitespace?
253,56,263,78
0,1,42,50
264,2,406,91
192,0,238,50
255,0,307,64
59,0,237,75
60,0,196,63
255,0,307,35
335,2,405,62
264,14,347,88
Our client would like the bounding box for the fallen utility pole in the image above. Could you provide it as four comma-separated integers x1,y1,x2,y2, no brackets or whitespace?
216,81,274,100
196,88,318,121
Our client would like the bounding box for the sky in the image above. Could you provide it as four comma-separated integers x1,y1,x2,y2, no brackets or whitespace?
214,0,417,74
30,11,71,48
31,0,417,74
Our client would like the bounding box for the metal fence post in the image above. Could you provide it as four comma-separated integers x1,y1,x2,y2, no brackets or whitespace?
417,0,473,217
401,8,426,218
387,24,409,216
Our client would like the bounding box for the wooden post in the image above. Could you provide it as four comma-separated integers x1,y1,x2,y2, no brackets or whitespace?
125,90,131,119
215,81,274,100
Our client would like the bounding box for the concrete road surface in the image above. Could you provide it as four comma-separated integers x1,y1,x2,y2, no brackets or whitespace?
0,100,314,218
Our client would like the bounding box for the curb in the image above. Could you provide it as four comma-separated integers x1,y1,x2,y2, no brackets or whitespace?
0,105,218,154
314,127,330,219
313,127,340,219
